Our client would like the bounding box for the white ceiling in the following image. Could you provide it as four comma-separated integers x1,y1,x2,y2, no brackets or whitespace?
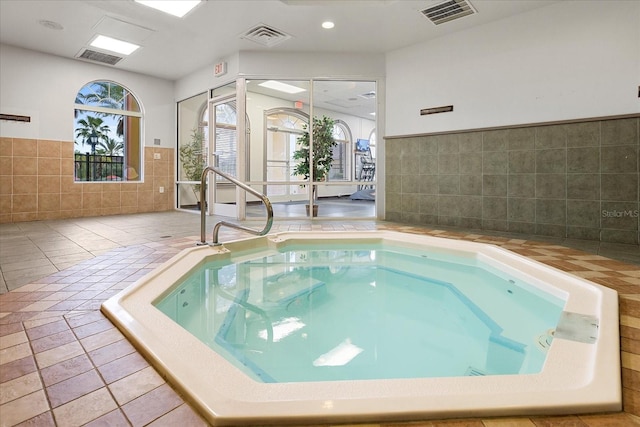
0,0,558,81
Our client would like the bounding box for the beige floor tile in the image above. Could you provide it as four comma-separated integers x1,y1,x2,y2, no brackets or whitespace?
79,328,124,352
34,341,84,369
3,265,58,282
0,342,32,365
35,283,72,293
0,371,42,405
108,366,165,405
146,404,208,427
42,291,78,301
0,330,28,349
52,387,118,427
1,258,55,273
0,389,49,426
6,283,48,293
19,300,61,312
21,313,64,329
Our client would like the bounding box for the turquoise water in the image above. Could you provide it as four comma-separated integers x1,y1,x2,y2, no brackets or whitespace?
155,243,566,383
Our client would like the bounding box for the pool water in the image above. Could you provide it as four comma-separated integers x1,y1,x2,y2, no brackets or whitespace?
155,243,566,383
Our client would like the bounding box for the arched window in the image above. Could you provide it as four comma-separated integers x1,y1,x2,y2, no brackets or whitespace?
330,119,352,181
74,81,142,181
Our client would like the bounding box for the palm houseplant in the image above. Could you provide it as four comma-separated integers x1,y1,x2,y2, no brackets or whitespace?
292,115,337,216
179,128,206,209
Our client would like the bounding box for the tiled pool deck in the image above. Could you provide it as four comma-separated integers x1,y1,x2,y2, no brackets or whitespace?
1,212,639,426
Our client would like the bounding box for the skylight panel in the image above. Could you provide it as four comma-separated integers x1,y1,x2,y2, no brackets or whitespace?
258,80,306,94
90,35,140,55
134,1,202,18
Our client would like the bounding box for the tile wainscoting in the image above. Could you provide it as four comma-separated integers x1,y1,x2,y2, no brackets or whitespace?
0,138,174,223
385,115,640,245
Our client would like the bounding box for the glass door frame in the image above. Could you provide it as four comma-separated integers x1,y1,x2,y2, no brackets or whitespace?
207,93,238,218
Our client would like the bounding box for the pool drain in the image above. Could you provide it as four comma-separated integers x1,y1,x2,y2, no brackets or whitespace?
465,366,486,376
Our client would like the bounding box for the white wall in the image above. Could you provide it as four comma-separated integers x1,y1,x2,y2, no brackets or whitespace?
0,44,175,148
385,0,640,136
238,51,385,79
174,52,239,103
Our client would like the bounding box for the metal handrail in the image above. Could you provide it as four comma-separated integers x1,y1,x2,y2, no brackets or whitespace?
199,166,273,245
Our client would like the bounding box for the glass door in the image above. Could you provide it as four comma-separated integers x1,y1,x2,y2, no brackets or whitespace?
207,96,238,217
265,109,308,202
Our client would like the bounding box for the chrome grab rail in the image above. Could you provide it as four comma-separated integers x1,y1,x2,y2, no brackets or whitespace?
200,166,273,245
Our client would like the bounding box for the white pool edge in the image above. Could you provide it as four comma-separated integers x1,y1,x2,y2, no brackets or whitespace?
101,231,621,426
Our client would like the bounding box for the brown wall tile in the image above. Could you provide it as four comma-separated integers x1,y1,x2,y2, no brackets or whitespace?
121,183,137,192
37,158,61,175
37,140,61,158
121,206,138,214
121,192,137,207
38,194,60,212
102,192,121,208
12,212,37,221
101,207,122,216
82,192,102,209
137,180,153,192
82,183,102,193
37,211,61,220
13,138,37,157
0,176,12,195
82,208,101,217
5,138,175,222
102,183,122,192
0,157,12,175
38,176,61,194
61,193,82,211
13,175,37,194
154,161,169,177
0,138,12,156
137,191,153,210
12,194,37,212
59,209,83,219
0,213,11,223
61,142,74,159
13,157,37,175
61,159,74,177
0,194,11,212
61,177,83,193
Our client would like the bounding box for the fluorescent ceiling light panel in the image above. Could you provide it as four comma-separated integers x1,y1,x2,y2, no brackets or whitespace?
258,80,306,94
90,35,140,55
135,0,201,18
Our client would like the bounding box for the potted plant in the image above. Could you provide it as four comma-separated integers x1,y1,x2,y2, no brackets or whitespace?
179,128,206,209
292,115,337,216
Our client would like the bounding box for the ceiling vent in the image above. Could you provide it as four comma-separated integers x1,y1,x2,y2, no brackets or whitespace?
421,0,476,25
241,24,292,47
76,49,123,66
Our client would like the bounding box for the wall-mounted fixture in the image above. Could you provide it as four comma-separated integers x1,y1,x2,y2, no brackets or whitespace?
420,105,454,115
0,114,30,122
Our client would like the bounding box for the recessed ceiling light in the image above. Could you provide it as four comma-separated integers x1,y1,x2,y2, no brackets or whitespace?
322,21,335,29
134,0,201,18
90,35,140,55
259,80,306,94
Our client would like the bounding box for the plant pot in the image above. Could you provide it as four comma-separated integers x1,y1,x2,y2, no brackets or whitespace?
305,204,318,217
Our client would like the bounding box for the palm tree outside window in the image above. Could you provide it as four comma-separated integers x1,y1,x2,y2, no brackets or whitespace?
74,81,142,181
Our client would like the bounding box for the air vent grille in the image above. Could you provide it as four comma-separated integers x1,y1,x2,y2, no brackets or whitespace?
421,0,476,25
76,49,122,65
241,24,292,47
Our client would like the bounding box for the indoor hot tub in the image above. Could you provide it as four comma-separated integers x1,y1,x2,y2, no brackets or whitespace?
101,231,620,426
